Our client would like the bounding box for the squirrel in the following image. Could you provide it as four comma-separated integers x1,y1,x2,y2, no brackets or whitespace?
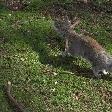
52,8,112,78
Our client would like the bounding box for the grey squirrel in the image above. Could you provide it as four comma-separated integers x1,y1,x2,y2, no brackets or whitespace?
52,10,112,78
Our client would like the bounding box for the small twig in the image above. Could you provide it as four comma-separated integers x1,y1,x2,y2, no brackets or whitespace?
70,20,80,29
5,81,24,112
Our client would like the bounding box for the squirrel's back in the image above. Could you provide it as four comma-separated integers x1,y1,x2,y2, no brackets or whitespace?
68,32,107,66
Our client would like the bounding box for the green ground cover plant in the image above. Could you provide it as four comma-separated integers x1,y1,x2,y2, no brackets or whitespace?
0,0,112,111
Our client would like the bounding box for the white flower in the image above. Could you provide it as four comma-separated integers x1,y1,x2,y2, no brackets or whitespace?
27,30,30,33
53,72,57,76
55,81,58,85
51,88,55,92
9,14,11,16
54,54,58,56
20,58,24,61
43,79,46,83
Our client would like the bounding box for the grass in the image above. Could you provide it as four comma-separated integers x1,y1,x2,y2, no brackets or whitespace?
0,0,112,112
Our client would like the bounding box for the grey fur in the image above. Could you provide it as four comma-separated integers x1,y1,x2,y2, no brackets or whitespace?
53,17,112,78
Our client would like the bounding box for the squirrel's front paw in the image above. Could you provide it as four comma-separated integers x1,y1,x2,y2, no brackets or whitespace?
93,69,109,79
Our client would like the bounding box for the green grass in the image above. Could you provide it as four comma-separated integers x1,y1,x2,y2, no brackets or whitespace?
0,1,112,112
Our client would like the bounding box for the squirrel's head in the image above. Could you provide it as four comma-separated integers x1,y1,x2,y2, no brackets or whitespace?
51,6,80,33
53,18,71,32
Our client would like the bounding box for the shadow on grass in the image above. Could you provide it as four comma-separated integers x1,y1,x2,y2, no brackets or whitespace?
37,53,112,81
19,28,112,81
